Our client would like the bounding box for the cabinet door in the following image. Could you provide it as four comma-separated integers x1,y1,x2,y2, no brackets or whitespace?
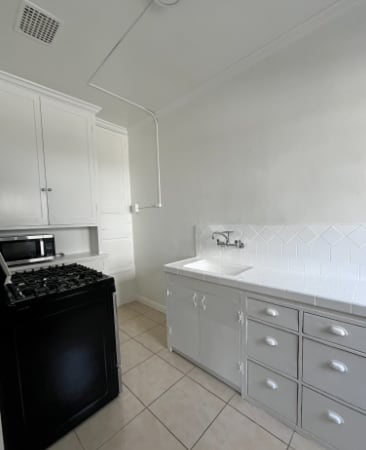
0,82,48,227
198,287,241,388
167,283,200,362
41,98,97,225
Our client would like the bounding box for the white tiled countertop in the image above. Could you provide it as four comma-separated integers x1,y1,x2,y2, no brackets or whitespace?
164,257,366,317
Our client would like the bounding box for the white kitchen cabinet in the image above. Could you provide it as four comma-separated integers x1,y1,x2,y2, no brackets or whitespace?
167,281,200,362
41,97,97,225
0,81,48,227
167,275,242,388
199,289,241,387
0,74,100,229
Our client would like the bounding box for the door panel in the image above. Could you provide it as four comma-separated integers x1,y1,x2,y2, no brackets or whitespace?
167,283,199,362
199,288,241,388
0,82,47,227
41,98,96,225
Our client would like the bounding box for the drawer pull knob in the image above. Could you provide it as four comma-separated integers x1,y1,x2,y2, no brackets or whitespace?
327,410,344,425
329,360,348,374
265,307,279,317
201,295,207,311
329,325,348,337
265,378,278,390
264,336,278,347
192,293,198,308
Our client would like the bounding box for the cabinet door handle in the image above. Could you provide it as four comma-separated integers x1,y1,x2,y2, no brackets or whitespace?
329,325,348,337
201,295,206,311
326,410,344,425
265,378,278,390
328,360,348,374
41,188,52,192
192,293,198,308
265,307,279,317
264,336,278,347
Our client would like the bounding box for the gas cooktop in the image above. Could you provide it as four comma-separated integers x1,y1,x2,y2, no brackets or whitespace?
5,263,109,304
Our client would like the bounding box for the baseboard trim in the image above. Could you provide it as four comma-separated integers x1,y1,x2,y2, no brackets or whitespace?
134,295,166,313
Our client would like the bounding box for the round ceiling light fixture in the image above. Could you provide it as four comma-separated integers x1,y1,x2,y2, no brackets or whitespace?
154,0,181,7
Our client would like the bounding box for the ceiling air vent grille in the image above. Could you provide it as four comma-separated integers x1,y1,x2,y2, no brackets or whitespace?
16,1,61,45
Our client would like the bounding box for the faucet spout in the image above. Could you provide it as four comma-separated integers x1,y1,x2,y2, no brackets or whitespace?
211,231,244,249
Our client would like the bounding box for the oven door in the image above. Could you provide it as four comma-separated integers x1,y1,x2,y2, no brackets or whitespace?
0,284,119,450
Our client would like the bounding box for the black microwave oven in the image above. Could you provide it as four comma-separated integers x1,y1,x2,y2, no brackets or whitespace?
0,235,56,267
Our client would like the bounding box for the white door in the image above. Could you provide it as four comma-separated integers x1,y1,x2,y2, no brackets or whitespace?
168,283,200,362
199,288,241,388
41,97,97,225
0,81,48,227
96,127,130,215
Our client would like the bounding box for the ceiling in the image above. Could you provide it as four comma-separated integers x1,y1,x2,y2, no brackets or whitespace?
0,0,359,126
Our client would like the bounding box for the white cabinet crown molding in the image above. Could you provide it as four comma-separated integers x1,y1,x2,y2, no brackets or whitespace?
0,70,101,114
96,118,127,135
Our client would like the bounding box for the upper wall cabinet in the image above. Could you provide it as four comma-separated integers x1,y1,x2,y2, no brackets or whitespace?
0,82,48,227
0,75,100,229
41,98,97,225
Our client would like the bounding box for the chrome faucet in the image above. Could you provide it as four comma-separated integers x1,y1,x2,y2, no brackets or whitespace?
211,231,244,248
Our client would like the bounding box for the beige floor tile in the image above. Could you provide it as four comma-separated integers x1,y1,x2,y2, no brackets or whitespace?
150,376,225,449
290,433,327,450
120,339,153,373
119,316,156,337
121,339,153,373
143,309,166,324
229,394,293,444
99,409,185,450
134,325,167,353
193,405,287,450
123,355,183,405
76,389,144,450
157,348,194,374
127,301,152,314
117,306,140,324
118,330,131,344
188,366,235,402
47,432,83,450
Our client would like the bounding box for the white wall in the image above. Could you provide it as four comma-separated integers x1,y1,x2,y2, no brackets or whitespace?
129,3,366,306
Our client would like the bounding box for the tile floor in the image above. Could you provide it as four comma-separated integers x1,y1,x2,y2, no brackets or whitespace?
48,301,327,450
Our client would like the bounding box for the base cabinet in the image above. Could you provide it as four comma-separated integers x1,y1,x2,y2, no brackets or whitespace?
165,272,366,450
167,275,242,388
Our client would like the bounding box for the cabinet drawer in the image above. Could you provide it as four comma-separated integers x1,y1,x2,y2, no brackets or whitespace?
302,388,366,450
303,313,366,354
303,339,366,411
247,321,298,377
247,297,298,331
248,361,297,423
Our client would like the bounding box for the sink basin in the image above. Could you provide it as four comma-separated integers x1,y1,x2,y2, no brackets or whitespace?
183,259,252,277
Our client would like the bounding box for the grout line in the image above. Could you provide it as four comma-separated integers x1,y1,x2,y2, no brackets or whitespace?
190,401,228,449
122,352,156,375
94,408,148,450
288,430,295,449
185,370,236,404
74,430,86,450
147,407,189,450
229,402,293,446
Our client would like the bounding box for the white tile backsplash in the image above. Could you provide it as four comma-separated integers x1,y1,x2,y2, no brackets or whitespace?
196,224,366,280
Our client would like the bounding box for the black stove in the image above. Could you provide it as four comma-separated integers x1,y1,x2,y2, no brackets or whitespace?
5,263,108,304
0,260,120,450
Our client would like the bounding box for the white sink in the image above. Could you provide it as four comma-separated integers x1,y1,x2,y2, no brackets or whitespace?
183,259,252,277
